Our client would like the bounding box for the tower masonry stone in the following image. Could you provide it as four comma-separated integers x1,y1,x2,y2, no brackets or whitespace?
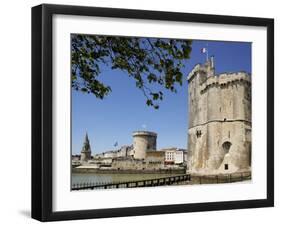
187,57,251,175
132,131,157,159
80,133,92,162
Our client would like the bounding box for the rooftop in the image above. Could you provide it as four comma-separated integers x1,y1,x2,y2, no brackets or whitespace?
132,131,157,137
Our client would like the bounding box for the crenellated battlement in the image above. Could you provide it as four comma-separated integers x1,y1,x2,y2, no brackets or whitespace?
187,64,201,81
200,72,251,93
187,56,215,82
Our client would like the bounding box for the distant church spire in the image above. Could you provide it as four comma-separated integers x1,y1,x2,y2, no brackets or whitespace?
82,132,91,152
80,132,92,161
85,132,89,144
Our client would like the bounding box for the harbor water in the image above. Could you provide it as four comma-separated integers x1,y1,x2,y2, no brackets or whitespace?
72,173,182,186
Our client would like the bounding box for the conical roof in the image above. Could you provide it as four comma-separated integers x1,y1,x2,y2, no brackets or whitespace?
81,132,91,153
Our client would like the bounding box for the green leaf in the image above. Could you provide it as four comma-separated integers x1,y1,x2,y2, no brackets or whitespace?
71,34,192,109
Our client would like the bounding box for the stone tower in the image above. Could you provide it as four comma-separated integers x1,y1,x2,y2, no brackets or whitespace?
80,133,92,162
132,131,157,159
187,57,251,174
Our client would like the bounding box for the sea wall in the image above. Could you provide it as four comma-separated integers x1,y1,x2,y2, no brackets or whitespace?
72,168,185,174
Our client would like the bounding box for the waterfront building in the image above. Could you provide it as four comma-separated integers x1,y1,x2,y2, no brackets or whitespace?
71,154,81,161
103,151,117,159
75,131,186,172
174,150,184,164
163,148,186,165
146,151,165,164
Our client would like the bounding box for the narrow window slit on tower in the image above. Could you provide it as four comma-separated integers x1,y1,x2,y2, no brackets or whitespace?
224,164,228,170
196,130,202,138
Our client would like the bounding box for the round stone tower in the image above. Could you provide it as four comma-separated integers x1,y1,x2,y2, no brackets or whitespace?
132,131,157,159
80,133,92,162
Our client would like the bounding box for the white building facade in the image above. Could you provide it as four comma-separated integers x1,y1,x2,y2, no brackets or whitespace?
164,148,185,164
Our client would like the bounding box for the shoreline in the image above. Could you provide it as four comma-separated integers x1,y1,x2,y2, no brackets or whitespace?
72,168,186,174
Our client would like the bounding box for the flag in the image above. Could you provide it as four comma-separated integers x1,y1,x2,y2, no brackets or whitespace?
201,47,207,53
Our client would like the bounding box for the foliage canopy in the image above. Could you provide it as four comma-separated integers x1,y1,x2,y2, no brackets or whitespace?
71,34,192,109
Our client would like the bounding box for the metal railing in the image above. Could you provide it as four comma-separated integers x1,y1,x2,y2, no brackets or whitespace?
71,172,251,190
72,174,190,190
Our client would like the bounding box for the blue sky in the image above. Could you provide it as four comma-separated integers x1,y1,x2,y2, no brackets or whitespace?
72,39,251,155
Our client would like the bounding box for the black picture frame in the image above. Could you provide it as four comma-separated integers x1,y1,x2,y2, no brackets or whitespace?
32,4,274,222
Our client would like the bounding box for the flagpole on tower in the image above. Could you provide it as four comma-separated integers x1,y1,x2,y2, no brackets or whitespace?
201,43,209,62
